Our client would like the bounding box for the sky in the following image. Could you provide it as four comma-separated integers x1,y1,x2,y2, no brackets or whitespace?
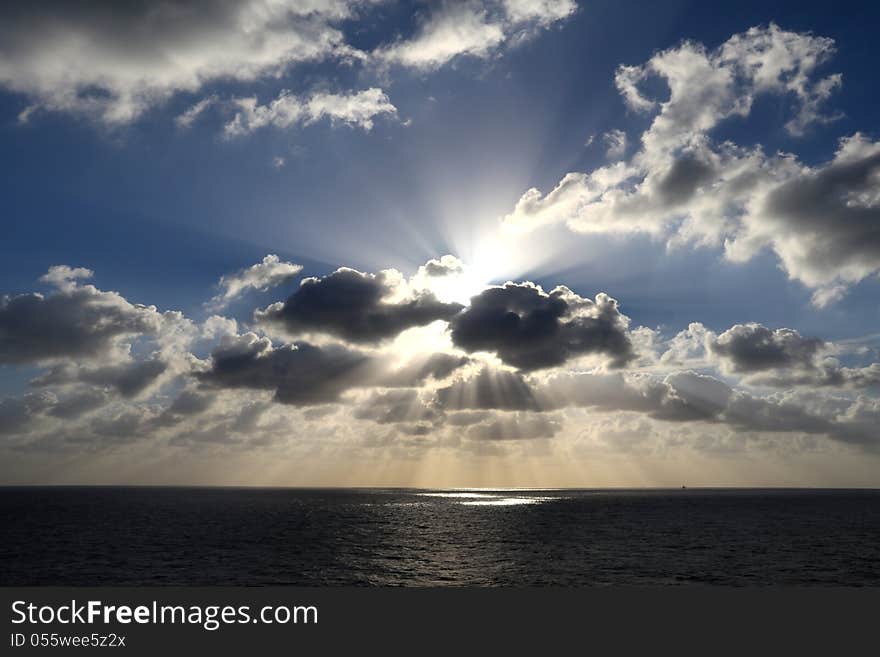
1,0,880,487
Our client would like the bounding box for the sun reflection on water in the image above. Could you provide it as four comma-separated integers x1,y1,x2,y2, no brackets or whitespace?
417,491,563,506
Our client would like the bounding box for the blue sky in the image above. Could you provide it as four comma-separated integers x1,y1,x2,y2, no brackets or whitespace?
1,1,879,486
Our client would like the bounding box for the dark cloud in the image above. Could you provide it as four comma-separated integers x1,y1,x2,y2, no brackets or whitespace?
196,332,375,406
152,388,216,428
89,409,154,442
709,323,824,372
757,142,880,290
655,153,716,205
257,267,463,344
32,358,168,398
704,322,880,389
449,283,634,370
0,392,54,434
167,389,215,416
0,276,161,364
46,389,110,419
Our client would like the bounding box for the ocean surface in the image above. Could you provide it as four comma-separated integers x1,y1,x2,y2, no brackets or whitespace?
3,487,880,586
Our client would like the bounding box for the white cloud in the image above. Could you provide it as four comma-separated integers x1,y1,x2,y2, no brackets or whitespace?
376,0,575,70
504,25,880,304
208,255,303,310
0,1,578,127
223,88,397,137
0,0,369,125
175,96,217,129
39,265,94,290
377,5,505,70
603,129,627,159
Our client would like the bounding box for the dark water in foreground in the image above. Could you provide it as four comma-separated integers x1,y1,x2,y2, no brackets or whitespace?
3,487,880,586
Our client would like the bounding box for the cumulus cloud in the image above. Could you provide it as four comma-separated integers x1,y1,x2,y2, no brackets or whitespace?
729,134,880,294
257,267,463,344
419,255,466,278
195,331,464,406
707,323,880,389
503,24,880,303
208,255,303,310
196,333,373,405
709,324,824,373
0,267,164,364
4,257,880,458
223,88,397,137
449,282,634,370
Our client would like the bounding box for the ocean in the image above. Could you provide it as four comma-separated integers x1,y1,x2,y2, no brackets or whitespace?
3,487,880,586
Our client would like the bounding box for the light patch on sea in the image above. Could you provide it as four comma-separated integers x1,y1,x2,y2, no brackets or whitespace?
417,492,563,506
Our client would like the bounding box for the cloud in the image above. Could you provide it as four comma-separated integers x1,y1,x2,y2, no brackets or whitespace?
0,267,164,365
46,389,111,420
537,369,876,445
440,367,849,444
353,389,439,425
503,25,880,303
31,359,168,398
175,95,217,129
4,256,880,457
614,23,839,149
449,282,634,370
378,353,471,387
603,129,627,160
0,0,368,125
223,88,397,137
0,1,577,130
0,392,55,435
376,0,575,70
709,324,824,373
208,255,303,310
196,332,374,405
257,267,463,344
436,368,542,411
729,134,880,296
420,255,465,278
466,412,561,440
708,323,880,389
39,265,94,289
501,0,577,25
